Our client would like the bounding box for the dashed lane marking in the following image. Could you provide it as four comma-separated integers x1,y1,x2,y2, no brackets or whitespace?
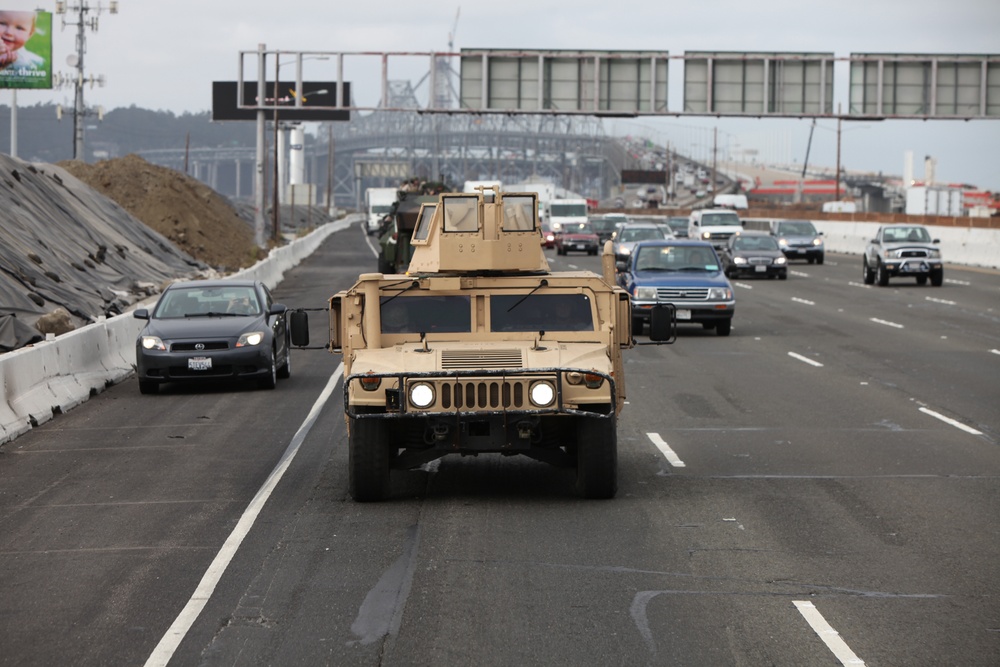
918,407,983,435
794,601,867,666
788,351,824,367
646,433,686,467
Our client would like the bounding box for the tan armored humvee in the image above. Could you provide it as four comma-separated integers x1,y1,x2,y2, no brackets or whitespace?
324,186,670,501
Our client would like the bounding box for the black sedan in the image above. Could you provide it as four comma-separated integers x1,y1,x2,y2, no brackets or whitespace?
133,279,291,394
719,231,788,280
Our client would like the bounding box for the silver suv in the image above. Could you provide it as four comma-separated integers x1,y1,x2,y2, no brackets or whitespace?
863,225,943,287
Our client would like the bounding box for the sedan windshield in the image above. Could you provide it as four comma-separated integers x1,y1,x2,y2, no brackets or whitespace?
155,286,261,318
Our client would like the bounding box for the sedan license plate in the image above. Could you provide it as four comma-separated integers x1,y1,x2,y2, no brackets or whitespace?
755,265,766,272
188,356,212,371
675,309,692,320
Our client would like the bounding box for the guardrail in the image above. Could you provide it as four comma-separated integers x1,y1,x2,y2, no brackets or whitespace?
0,216,357,447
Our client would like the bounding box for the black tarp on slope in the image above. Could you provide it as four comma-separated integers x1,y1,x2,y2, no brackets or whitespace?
0,154,206,351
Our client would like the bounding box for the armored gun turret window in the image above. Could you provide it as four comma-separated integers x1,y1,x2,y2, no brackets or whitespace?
413,204,436,241
502,196,536,231
443,196,479,232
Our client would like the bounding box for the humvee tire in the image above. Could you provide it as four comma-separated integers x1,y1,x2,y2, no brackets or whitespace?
575,410,617,499
349,415,391,501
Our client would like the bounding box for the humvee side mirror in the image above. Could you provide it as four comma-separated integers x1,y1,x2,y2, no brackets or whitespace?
290,310,310,347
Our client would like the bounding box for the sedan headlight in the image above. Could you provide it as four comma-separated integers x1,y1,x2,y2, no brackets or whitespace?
708,287,733,301
141,335,165,351
812,238,823,247
774,256,787,265
634,286,657,300
529,381,555,407
733,257,748,265
928,249,941,258
236,331,265,347
777,238,789,248
701,231,712,240
409,382,435,409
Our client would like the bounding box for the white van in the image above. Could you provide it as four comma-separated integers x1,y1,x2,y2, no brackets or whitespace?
688,208,743,249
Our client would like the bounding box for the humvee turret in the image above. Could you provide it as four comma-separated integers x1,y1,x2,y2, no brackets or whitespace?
298,185,673,501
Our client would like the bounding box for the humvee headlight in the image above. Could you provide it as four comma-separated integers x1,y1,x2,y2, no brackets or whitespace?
529,381,555,407
409,382,435,409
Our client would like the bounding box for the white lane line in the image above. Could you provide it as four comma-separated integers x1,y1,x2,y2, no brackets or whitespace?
794,601,867,666
991,349,1000,356
918,407,983,435
791,297,815,306
144,364,344,667
788,351,824,367
946,278,970,286
790,270,810,278
848,281,872,289
870,317,904,329
733,281,753,289
925,296,956,306
646,433,686,467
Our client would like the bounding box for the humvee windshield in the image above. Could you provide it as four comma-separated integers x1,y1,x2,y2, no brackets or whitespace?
381,296,472,333
491,294,594,332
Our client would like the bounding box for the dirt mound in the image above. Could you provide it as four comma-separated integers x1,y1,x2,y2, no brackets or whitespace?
59,154,257,272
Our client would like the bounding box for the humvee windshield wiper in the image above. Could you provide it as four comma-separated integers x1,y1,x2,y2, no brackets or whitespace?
379,279,420,307
506,279,548,312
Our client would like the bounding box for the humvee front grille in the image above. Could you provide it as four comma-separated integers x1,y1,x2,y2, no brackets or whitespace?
441,349,523,369
439,379,528,409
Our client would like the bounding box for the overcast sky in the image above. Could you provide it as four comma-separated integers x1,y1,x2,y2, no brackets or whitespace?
8,0,1000,190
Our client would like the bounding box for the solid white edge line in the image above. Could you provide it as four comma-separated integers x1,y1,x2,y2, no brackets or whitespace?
144,364,344,667
918,407,983,435
794,601,866,666
788,351,824,367
646,432,686,467
870,317,904,329
990,349,1000,356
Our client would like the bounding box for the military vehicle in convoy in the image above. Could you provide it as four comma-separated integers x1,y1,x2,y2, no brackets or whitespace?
376,181,449,274
293,185,673,501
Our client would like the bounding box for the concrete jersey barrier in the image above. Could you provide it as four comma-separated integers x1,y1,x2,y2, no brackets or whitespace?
0,216,356,447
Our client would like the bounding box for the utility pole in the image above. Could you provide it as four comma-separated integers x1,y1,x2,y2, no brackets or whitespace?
55,1,118,161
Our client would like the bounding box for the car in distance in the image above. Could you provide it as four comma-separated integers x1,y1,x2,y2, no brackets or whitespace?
688,208,743,249
665,216,689,238
617,240,735,336
720,231,788,280
774,219,825,264
590,213,628,244
610,222,669,262
863,224,943,287
554,220,600,255
540,222,556,249
133,279,292,394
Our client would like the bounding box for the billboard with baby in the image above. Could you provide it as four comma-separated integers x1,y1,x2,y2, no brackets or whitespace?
0,10,52,89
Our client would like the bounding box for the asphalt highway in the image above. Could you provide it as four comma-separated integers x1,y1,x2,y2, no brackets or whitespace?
1,222,997,666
